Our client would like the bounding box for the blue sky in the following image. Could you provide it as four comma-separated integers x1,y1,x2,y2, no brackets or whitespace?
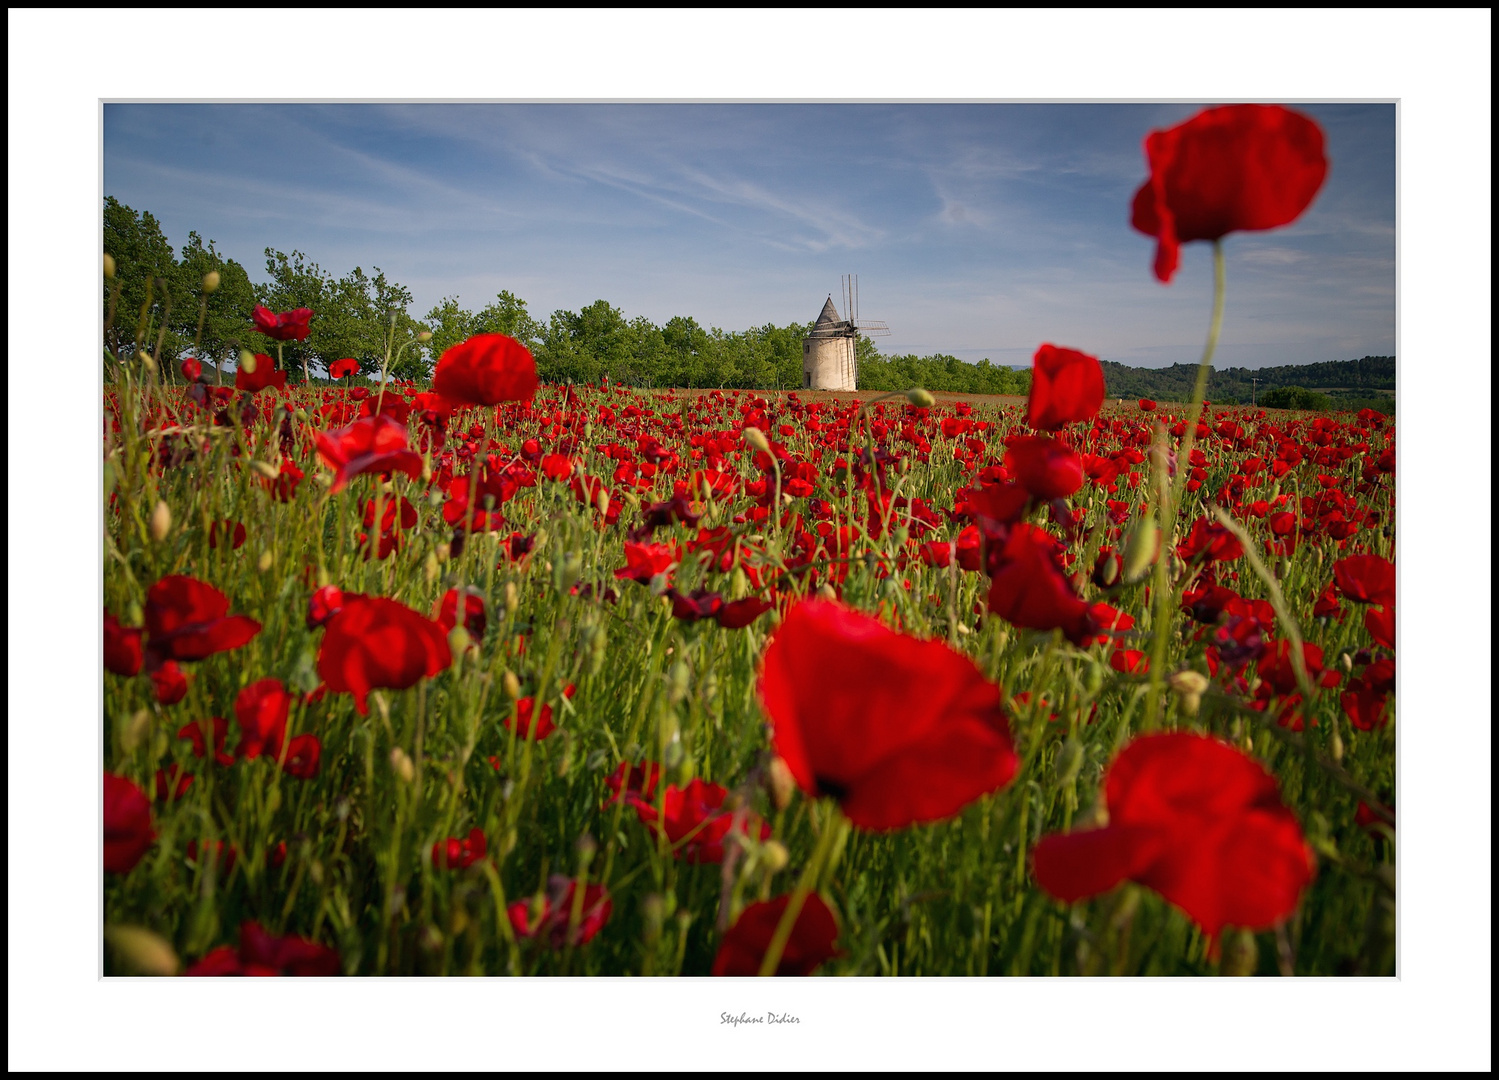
103,102,1395,370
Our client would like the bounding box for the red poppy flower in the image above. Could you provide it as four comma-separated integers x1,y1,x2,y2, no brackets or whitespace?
143,575,261,664
314,414,424,495
281,734,321,779
1364,604,1395,649
1139,399,1157,411
234,678,291,760
434,588,486,639
614,541,679,585
104,611,143,676
185,921,340,976
504,684,576,742
758,600,1019,831
632,778,771,862
104,772,155,874
187,838,237,874
306,584,346,629
1340,679,1390,732
208,520,247,550
1110,649,1149,675
329,357,360,379
235,354,288,394
1257,639,1339,696
1027,344,1105,431
711,893,841,976
432,826,487,870
1332,554,1395,607
251,305,313,342
717,596,773,629
1003,435,1083,500
150,660,190,705
603,760,663,807
180,356,203,382
316,595,452,715
1031,733,1315,939
154,765,194,803
540,453,575,481
178,717,235,766
507,876,612,949
986,525,1095,645
669,588,725,623
432,333,538,406
1177,517,1245,564
1131,104,1328,283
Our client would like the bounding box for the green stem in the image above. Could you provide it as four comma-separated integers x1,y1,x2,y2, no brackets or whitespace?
757,803,844,976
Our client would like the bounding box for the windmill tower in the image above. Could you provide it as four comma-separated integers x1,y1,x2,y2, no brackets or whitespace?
802,274,889,391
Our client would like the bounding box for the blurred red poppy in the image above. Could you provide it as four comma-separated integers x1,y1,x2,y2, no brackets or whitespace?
759,600,1019,831
1031,733,1315,938
986,525,1095,645
281,734,321,779
1027,344,1105,431
435,588,486,639
1364,604,1395,649
432,826,487,870
1139,399,1156,411
306,584,346,629
104,611,143,676
711,893,841,976
150,660,190,705
235,678,291,760
314,414,424,495
633,778,770,862
1332,554,1395,607
717,596,773,629
316,595,452,715
1177,517,1244,564
180,356,203,382
177,717,235,767
603,760,663,807
143,575,261,665
329,358,360,379
154,765,194,803
251,305,313,342
615,541,679,585
1004,435,1083,500
184,921,340,976
208,520,247,550
504,684,576,742
235,353,288,394
1131,104,1328,283
432,333,538,406
104,772,155,874
507,876,612,948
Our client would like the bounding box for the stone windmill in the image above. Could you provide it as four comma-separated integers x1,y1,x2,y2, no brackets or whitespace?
801,274,889,391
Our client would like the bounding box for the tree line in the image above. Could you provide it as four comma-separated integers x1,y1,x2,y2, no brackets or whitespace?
1098,357,1395,409
100,195,1022,395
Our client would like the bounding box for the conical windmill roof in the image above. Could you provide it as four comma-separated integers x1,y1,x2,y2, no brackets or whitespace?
812,296,844,332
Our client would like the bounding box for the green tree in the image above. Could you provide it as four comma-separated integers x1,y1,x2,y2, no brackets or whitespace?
254,248,333,382
173,231,256,382
103,196,177,364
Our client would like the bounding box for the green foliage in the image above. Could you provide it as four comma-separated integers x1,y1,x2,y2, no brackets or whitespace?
1259,385,1333,412
859,352,1031,396
1099,357,1394,405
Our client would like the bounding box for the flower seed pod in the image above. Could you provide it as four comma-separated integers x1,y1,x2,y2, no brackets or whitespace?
761,839,790,874
238,349,257,374
1120,511,1159,585
906,387,936,408
502,669,522,699
104,926,179,977
767,756,797,810
816,583,837,602
257,550,274,573
742,426,771,454
104,253,116,279
148,500,171,542
389,747,415,784
201,270,221,294
447,626,471,656
1167,669,1210,717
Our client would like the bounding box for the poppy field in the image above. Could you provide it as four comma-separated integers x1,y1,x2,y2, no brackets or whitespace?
101,104,1397,978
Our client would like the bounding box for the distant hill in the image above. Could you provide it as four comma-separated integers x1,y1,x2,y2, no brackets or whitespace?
1100,356,1394,409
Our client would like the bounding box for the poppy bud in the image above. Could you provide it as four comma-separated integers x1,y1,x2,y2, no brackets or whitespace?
417,330,433,342
555,551,583,594
424,551,439,583
1120,512,1159,585
1085,659,1105,695
104,253,116,279
504,581,518,610
1339,651,1354,673
767,755,797,810
596,490,610,518
238,349,257,374
104,925,179,976
575,832,598,868
122,708,152,753
761,839,790,874
667,659,691,704
390,747,415,784
149,500,171,542
503,669,522,699
201,270,221,294
906,388,936,408
1055,738,1085,786
257,550,274,573
743,426,770,453
1329,729,1344,763
1220,928,1259,976
436,542,451,562
448,626,472,655
816,583,837,602
1168,669,1210,716
642,894,667,938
